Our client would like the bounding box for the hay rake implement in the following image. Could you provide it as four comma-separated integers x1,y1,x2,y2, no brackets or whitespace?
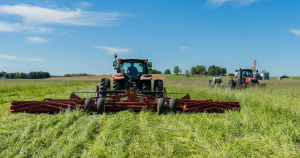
10,85,240,115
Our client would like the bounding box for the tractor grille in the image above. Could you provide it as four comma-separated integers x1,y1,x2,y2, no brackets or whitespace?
250,80,258,84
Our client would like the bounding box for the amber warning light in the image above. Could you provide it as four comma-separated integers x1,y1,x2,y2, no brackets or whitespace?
114,54,117,57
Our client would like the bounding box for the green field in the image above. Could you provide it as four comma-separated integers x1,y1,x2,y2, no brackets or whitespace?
1,76,300,157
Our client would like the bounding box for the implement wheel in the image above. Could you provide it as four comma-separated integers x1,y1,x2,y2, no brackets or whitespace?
97,98,105,115
169,98,176,114
261,83,266,87
85,98,93,114
157,98,165,115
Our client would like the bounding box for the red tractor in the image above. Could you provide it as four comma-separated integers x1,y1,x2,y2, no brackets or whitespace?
228,68,266,90
99,54,163,96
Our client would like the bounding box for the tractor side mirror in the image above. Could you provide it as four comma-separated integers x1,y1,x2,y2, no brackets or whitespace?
147,62,152,67
113,61,117,67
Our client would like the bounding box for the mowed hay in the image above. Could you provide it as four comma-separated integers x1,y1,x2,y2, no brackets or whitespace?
46,74,167,81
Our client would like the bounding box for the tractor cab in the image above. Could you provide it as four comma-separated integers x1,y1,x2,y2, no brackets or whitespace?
235,69,258,84
119,60,147,77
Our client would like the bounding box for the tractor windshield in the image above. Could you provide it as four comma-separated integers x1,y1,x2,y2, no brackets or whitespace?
120,60,146,77
237,70,253,82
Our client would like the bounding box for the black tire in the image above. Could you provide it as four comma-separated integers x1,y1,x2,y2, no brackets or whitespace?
235,83,241,91
169,98,176,114
97,98,105,114
142,80,151,92
242,83,247,89
157,98,165,115
100,78,110,96
261,83,266,87
228,79,234,90
113,80,124,95
85,98,93,113
154,79,163,97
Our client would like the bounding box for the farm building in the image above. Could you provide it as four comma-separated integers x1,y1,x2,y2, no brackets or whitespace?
260,70,269,80
277,75,289,80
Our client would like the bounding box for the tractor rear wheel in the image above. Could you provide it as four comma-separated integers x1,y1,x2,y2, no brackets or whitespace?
157,98,165,115
235,83,241,90
154,79,163,97
228,79,234,90
97,98,105,114
85,98,93,114
169,98,176,114
100,78,110,96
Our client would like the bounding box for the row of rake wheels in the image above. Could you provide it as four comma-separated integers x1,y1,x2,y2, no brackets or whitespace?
84,98,177,115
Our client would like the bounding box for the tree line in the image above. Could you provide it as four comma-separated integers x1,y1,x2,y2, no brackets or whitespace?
163,65,227,76
0,71,50,79
63,73,94,77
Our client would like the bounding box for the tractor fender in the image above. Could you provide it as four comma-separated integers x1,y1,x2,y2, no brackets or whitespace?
112,73,125,80
140,74,152,80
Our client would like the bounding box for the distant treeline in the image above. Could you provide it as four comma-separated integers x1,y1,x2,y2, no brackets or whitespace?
149,69,162,74
63,73,94,77
0,71,50,79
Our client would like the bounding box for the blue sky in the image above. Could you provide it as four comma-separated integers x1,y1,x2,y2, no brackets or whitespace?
0,0,299,76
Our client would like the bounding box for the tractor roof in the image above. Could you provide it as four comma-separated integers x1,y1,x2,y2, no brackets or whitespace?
119,58,146,61
237,69,252,71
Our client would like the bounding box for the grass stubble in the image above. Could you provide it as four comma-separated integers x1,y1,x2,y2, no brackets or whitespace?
0,76,300,157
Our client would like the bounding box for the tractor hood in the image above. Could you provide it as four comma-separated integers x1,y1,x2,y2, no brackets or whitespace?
246,77,257,80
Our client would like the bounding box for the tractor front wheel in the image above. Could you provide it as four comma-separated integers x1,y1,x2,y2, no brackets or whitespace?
100,78,111,96
157,98,165,115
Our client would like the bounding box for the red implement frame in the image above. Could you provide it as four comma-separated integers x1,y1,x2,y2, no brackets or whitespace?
10,86,240,114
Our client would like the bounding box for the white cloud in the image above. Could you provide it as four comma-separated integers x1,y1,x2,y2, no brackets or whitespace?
94,46,132,54
180,46,189,51
0,54,44,61
0,4,126,26
26,37,50,43
0,21,20,32
290,29,300,36
205,0,261,8
0,21,53,33
79,2,93,7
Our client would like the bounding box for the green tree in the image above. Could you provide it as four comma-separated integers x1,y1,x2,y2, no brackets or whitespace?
185,69,190,78
149,69,162,74
15,72,21,79
64,74,72,77
164,69,171,74
179,68,182,74
0,72,3,78
195,65,206,75
21,72,27,79
173,66,179,75
215,67,220,75
190,66,196,75
45,72,50,78
208,65,216,75
220,68,227,75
